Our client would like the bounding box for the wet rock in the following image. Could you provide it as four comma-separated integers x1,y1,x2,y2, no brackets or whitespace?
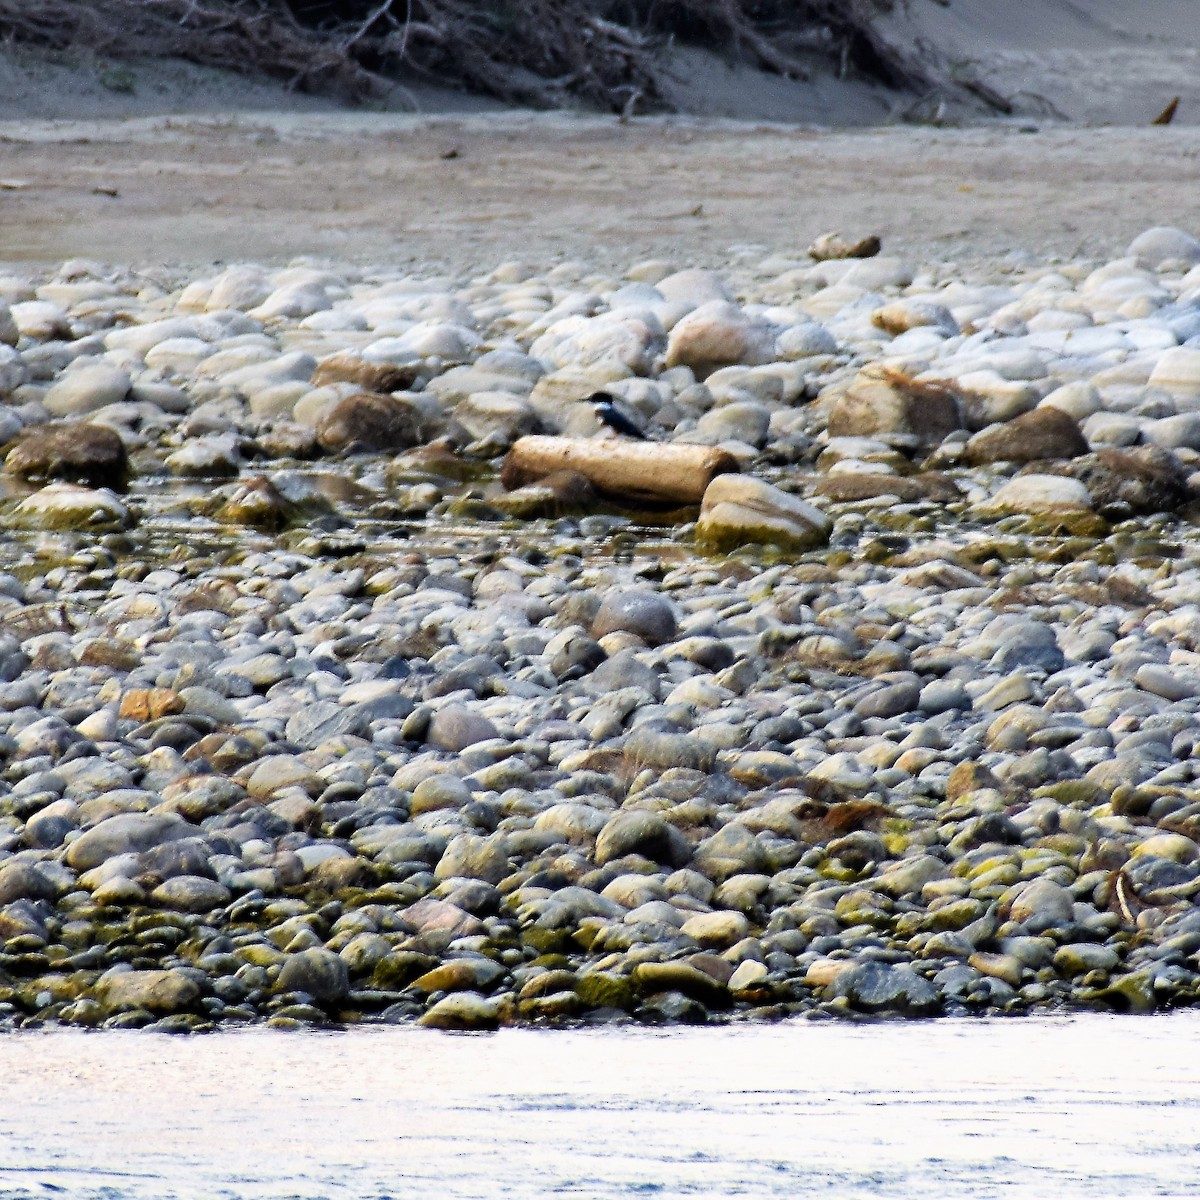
697,474,831,553
277,948,350,1005
5,423,128,489
13,482,130,530
827,960,939,1014
419,992,501,1029
95,968,202,1014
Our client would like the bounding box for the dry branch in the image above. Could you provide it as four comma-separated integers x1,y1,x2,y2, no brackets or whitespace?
0,0,1013,115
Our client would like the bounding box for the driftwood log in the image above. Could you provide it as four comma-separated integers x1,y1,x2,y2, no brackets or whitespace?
501,436,739,506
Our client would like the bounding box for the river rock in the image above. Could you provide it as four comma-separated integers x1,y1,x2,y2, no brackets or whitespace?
277,948,350,1004
165,434,241,478
452,392,537,446
664,301,776,373
151,876,231,913
1059,447,1191,517
5,423,128,489
419,991,501,1029
964,407,1089,465
315,391,422,453
43,363,131,417
14,482,131,531
623,727,715,773
1128,226,1200,268
693,823,770,883
679,910,750,948
1147,347,1200,403
426,705,499,752
0,861,57,904
875,854,948,898
1054,943,1120,976
95,968,201,1014
1008,878,1075,932
67,813,193,870
592,589,677,646
827,961,939,1014
434,834,510,884
311,351,421,393
873,299,959,337
285,701,372,749
217,476,295,529
206,266,273,311
595,811,691,868
827,364,961,446
981,474,1094,517
697,474,830,552
1039,381,1103,421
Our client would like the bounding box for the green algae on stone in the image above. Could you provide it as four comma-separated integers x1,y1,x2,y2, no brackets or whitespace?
10,483,132,531
575,970,635,1010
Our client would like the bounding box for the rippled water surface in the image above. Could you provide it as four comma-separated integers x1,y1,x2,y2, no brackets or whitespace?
2,1016,1198,1199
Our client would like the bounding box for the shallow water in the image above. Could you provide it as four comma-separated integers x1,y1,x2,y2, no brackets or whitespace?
1,1015,1198,1199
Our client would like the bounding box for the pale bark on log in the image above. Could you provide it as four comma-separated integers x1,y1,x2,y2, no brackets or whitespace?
501,436,739,505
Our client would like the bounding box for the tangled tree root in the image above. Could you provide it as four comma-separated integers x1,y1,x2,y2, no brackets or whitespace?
0,0,1009,114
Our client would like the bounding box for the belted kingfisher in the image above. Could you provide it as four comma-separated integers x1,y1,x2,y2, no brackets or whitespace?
590,391,649,440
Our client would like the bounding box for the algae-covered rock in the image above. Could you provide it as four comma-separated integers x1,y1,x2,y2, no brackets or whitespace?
95,968,201,1015
697,475,830,553
277,948,350,1005
575,971,635,1010
419,991,501,1030
12,482,131,530
217,476,297,530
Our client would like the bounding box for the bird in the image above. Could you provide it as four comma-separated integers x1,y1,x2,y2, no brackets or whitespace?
590,391,650,440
